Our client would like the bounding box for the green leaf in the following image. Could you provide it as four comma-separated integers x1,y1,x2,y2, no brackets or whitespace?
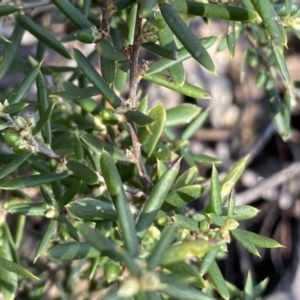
182,108,210,140
0,236,18,300
97,39,128,62
0,172,68,190
0,24,24,80
66,160,98,185
79,132,129,161
72,48,122,108
50,86,98,100
34,219,57,262
253,278,269,298
227,21,236,58
147,225,177,270
192,153,222,164
173,166,198,189
210,165,222,215
143,74,210,99
171,1,258,22
139,0,157,18
136,158,181,238
7,62,42,104
66,198,117,220
173,214,199,232
100,151,138,256
147,36,217,76
157,16,186,86
157,159,167,179
199,248,219,276
0,257,39,280
51,0,93,29
139,103,166,157
250,0,287,47
126,110,154,127
142,42,178,60
166,104,201,127
15,14,71,59
57,215,80,241
78,223,140,276
231,229,260,256
32,102,55,137
4,202,50,216
2,102,29,114
271,42,291,84
160,3,216,73
221,156,248,198
58,179,83,207
47,242,100,260
0,5,21,17
234,228,283,248
162,185,205,212
161,239,219,265
207,261,230,300
244,272,254,300
221,205,259,220
161,284,213,300
0,152,31,180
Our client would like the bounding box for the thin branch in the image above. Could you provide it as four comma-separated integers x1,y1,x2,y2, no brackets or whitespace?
236,161,300,205
128,10,142,108
100,0,110,31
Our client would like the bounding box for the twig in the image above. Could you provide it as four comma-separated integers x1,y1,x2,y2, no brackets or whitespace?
100,0,110,31
236,161,300,205
128,9,142,108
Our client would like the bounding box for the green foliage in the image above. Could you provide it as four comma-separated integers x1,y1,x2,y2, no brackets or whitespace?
0,0,294,299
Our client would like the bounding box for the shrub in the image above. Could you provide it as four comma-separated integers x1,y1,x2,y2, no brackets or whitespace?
0,0,296,299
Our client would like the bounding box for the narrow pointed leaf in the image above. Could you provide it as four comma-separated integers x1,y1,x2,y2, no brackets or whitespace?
147,36,217,75
162,185,205,212
136,158,181,238
126,110,154,127
158,16,185,86
171,1,258,21
2,102,29,114
0,5,21,16
139,103,166,157
0,257,39,280
15,14,71,59
7,62,42,104
234,229,283,248
227,21,236,58
161,239,219,265
173,166,198,190
161,284,213,300
221,205,259,220
143,74,210,99
147,225,177,270
32,102,55,136
72,48,122,108
166,104,201,127
142,42,178,60
250,0,287,47
50,86,98,100
231,229,260,256
182,108,210,140
34,219,57,262
4,202,50,216
199,248,219,276
78,223,140,275
80,132,129,161
210,165,222,215
0,152,31,180
221,156,248,198
51,0,93,29
173,214,199,232
208,261,230,300
98,39,128,62
0,172,68,190
47,242,100,260
0,24,24,80
66,160,98,185
66,198,117,220
160,3,215,73
58,179,82,207
101,151,138,256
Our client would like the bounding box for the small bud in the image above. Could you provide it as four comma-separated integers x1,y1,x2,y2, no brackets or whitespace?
75,26,101,44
